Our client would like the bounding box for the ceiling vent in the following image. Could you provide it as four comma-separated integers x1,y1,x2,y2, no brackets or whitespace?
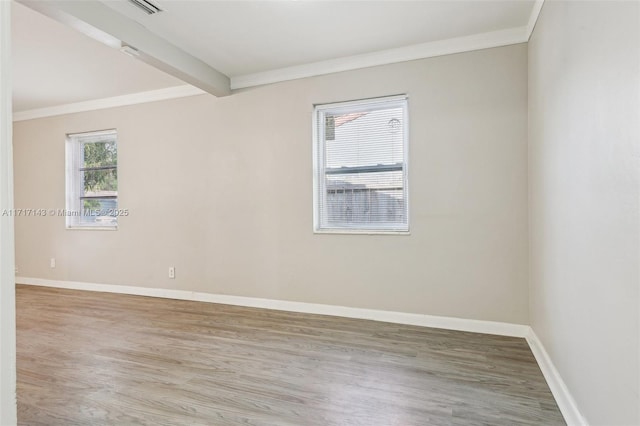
127,0,162,15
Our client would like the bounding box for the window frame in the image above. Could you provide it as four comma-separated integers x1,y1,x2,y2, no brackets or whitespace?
65,129,118,230
312,95,410,235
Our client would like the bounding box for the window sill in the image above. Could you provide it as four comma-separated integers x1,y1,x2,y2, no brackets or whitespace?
66,226,118,231
314,229,410,236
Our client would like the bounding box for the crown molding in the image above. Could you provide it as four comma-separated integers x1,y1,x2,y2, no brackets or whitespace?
230,26,529,90
526,0,546,40
12,85,206,122
14,16,540,118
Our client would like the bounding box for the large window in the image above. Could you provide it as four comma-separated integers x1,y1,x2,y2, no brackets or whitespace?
313,95,409,233
65,129,118,229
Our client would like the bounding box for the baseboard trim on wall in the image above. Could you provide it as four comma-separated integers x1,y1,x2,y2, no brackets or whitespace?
16,276,529,338
526,328,588,426
16,276,585,425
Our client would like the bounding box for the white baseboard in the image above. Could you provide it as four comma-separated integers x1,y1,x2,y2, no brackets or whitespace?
526,328,588,426
16,276,528,338
16,276,585,425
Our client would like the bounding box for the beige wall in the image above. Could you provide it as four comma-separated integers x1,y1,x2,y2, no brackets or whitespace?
14,44,529,324
529,1,640,424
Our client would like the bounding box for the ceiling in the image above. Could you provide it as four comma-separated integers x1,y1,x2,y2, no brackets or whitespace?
12,0,536,113
104,0,535,76
11,2,183,112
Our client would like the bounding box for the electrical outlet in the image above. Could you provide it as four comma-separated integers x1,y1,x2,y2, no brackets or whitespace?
14,266,18,274
168,266,175,279
50,258,56,268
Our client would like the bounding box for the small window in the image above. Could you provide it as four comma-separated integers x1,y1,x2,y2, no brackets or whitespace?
313,95,409,233
65,130,118,229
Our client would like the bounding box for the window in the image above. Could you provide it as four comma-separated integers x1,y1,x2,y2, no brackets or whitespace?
65,129,118,229
313,95,409,233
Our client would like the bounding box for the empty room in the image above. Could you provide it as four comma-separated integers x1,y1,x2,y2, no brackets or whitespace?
0,0,638,425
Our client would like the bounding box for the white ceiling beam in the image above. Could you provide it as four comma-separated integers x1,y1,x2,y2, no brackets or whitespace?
16,0,231,97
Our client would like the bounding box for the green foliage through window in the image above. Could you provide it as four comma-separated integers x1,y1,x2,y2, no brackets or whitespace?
66,130,119,228
82,141,117,194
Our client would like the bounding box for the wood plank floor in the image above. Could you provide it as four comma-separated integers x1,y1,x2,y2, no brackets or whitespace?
16,285,565,426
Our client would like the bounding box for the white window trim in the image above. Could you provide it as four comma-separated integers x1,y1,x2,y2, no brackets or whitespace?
312,95,410,235
65,129,118,230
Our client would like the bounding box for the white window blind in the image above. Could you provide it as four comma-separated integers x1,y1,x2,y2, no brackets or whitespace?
65,129,118,229
313,95,409,233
